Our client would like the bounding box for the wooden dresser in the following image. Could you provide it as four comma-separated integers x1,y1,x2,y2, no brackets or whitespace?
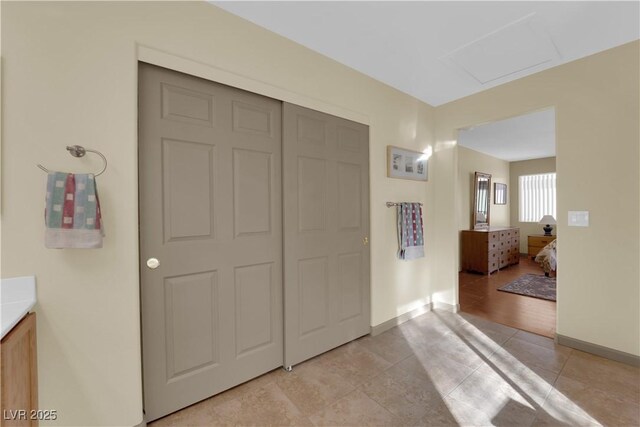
461,227,520,275
528,234,556,259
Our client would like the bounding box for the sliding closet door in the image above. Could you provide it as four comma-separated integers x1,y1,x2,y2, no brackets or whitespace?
139,63,283,421
283,103,370,367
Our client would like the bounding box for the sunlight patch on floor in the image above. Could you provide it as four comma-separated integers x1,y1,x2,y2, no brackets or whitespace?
399,312,601,426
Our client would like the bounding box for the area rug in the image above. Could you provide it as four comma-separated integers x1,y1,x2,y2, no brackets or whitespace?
498,274,556,301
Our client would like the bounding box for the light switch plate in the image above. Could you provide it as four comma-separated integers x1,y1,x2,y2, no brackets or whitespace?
568,211,589,227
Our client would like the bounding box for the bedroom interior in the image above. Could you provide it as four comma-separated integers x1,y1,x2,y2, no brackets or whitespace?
458,109,558,337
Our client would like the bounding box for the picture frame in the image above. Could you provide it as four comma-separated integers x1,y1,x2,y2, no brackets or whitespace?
386,145,428,181
494,182,507,205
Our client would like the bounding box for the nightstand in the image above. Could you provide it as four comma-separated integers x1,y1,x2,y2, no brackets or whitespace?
528,234,556,259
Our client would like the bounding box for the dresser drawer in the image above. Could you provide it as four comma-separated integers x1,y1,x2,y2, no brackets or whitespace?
528,235,555,247
488,249,500,272
499,255,509,268
500,229,517,240
488,259,499,273
461,228,520,274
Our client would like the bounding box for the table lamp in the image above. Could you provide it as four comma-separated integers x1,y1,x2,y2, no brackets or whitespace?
539,215,556,236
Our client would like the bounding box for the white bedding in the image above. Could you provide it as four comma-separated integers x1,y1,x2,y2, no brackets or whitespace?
535,239,557,274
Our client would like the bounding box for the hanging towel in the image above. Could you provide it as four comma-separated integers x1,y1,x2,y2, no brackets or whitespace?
396,202,424,260
45,172,104,248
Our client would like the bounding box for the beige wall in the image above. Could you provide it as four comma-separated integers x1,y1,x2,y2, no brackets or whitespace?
510,157,557,253
457,146,510,268
1,2,442,426
436,41,639,358
457,146,511,229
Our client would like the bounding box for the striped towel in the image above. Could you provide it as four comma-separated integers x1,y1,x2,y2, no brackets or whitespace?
45,172,104,248
396,203,424,260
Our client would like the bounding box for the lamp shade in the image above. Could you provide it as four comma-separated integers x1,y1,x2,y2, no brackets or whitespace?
539,215,556,225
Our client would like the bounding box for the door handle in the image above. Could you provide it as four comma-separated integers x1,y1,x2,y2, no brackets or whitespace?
146,258,160,269
363,237,369,246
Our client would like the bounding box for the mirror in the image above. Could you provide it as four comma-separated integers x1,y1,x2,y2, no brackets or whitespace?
473,171,491,230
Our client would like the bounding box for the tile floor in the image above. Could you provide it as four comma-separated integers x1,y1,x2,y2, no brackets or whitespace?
150,310,639,427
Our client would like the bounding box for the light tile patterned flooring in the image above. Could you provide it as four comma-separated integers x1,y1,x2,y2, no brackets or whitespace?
150,310,639,427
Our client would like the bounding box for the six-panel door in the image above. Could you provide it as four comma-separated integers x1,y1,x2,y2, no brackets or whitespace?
282,103,371,367
139,63,283,421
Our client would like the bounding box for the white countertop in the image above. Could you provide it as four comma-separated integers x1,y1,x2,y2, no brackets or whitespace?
1,276,36,339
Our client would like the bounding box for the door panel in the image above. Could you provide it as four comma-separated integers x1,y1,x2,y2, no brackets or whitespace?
161,83,215,127
298,256,330,336
232,149,272,237
283,103,370,367
232,101,275,136
338,252,363,321
337,162,362,230
234,262,275,357
297,156,327,232
162,139,215,242
164,271,219,380
139,63,282,421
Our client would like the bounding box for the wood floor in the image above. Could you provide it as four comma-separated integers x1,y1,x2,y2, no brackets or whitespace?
458,255,556,338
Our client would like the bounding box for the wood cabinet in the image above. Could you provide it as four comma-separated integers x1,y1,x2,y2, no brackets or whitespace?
461,227,520,275
1,313,38,427
528,235,556,259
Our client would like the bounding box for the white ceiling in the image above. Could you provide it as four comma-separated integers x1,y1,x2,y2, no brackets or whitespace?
457,108,556,162
213,1,639,106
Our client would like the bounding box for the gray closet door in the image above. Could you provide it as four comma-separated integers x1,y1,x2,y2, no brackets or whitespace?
139,63,283,421
283,102,370,367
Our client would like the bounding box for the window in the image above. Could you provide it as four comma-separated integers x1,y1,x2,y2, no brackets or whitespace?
519,173,556,222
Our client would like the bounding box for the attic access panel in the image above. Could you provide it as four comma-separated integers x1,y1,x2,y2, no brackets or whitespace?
444,14,560,84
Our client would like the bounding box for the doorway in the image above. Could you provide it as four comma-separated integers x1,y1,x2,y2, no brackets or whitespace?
138,63,370,421
456,108,557,337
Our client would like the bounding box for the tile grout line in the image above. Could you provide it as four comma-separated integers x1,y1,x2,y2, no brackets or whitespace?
295,338,409,422
444,360,484,399
485,328,572,425
552,347,575,387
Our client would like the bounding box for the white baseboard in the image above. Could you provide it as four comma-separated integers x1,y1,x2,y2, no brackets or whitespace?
371,301,459,336
431,301,460,313
556,334,639,367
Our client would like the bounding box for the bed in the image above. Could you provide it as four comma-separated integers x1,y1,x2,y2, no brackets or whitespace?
535,239,557,276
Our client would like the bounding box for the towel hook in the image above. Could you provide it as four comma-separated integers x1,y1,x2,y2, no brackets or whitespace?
37,145,107,177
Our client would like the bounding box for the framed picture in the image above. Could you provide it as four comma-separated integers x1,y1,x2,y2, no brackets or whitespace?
494,183,507,205
387,146,428,181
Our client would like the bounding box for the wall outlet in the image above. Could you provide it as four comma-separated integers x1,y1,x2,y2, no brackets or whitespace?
568,211,589,227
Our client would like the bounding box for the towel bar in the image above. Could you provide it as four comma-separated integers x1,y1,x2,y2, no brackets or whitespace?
37,145,107,176
386,202,423,207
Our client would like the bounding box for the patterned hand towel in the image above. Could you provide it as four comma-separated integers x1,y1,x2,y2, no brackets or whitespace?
396,202,424,260
45,172,104,248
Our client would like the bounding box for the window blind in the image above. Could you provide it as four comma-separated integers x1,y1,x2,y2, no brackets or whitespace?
519,173,556,222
